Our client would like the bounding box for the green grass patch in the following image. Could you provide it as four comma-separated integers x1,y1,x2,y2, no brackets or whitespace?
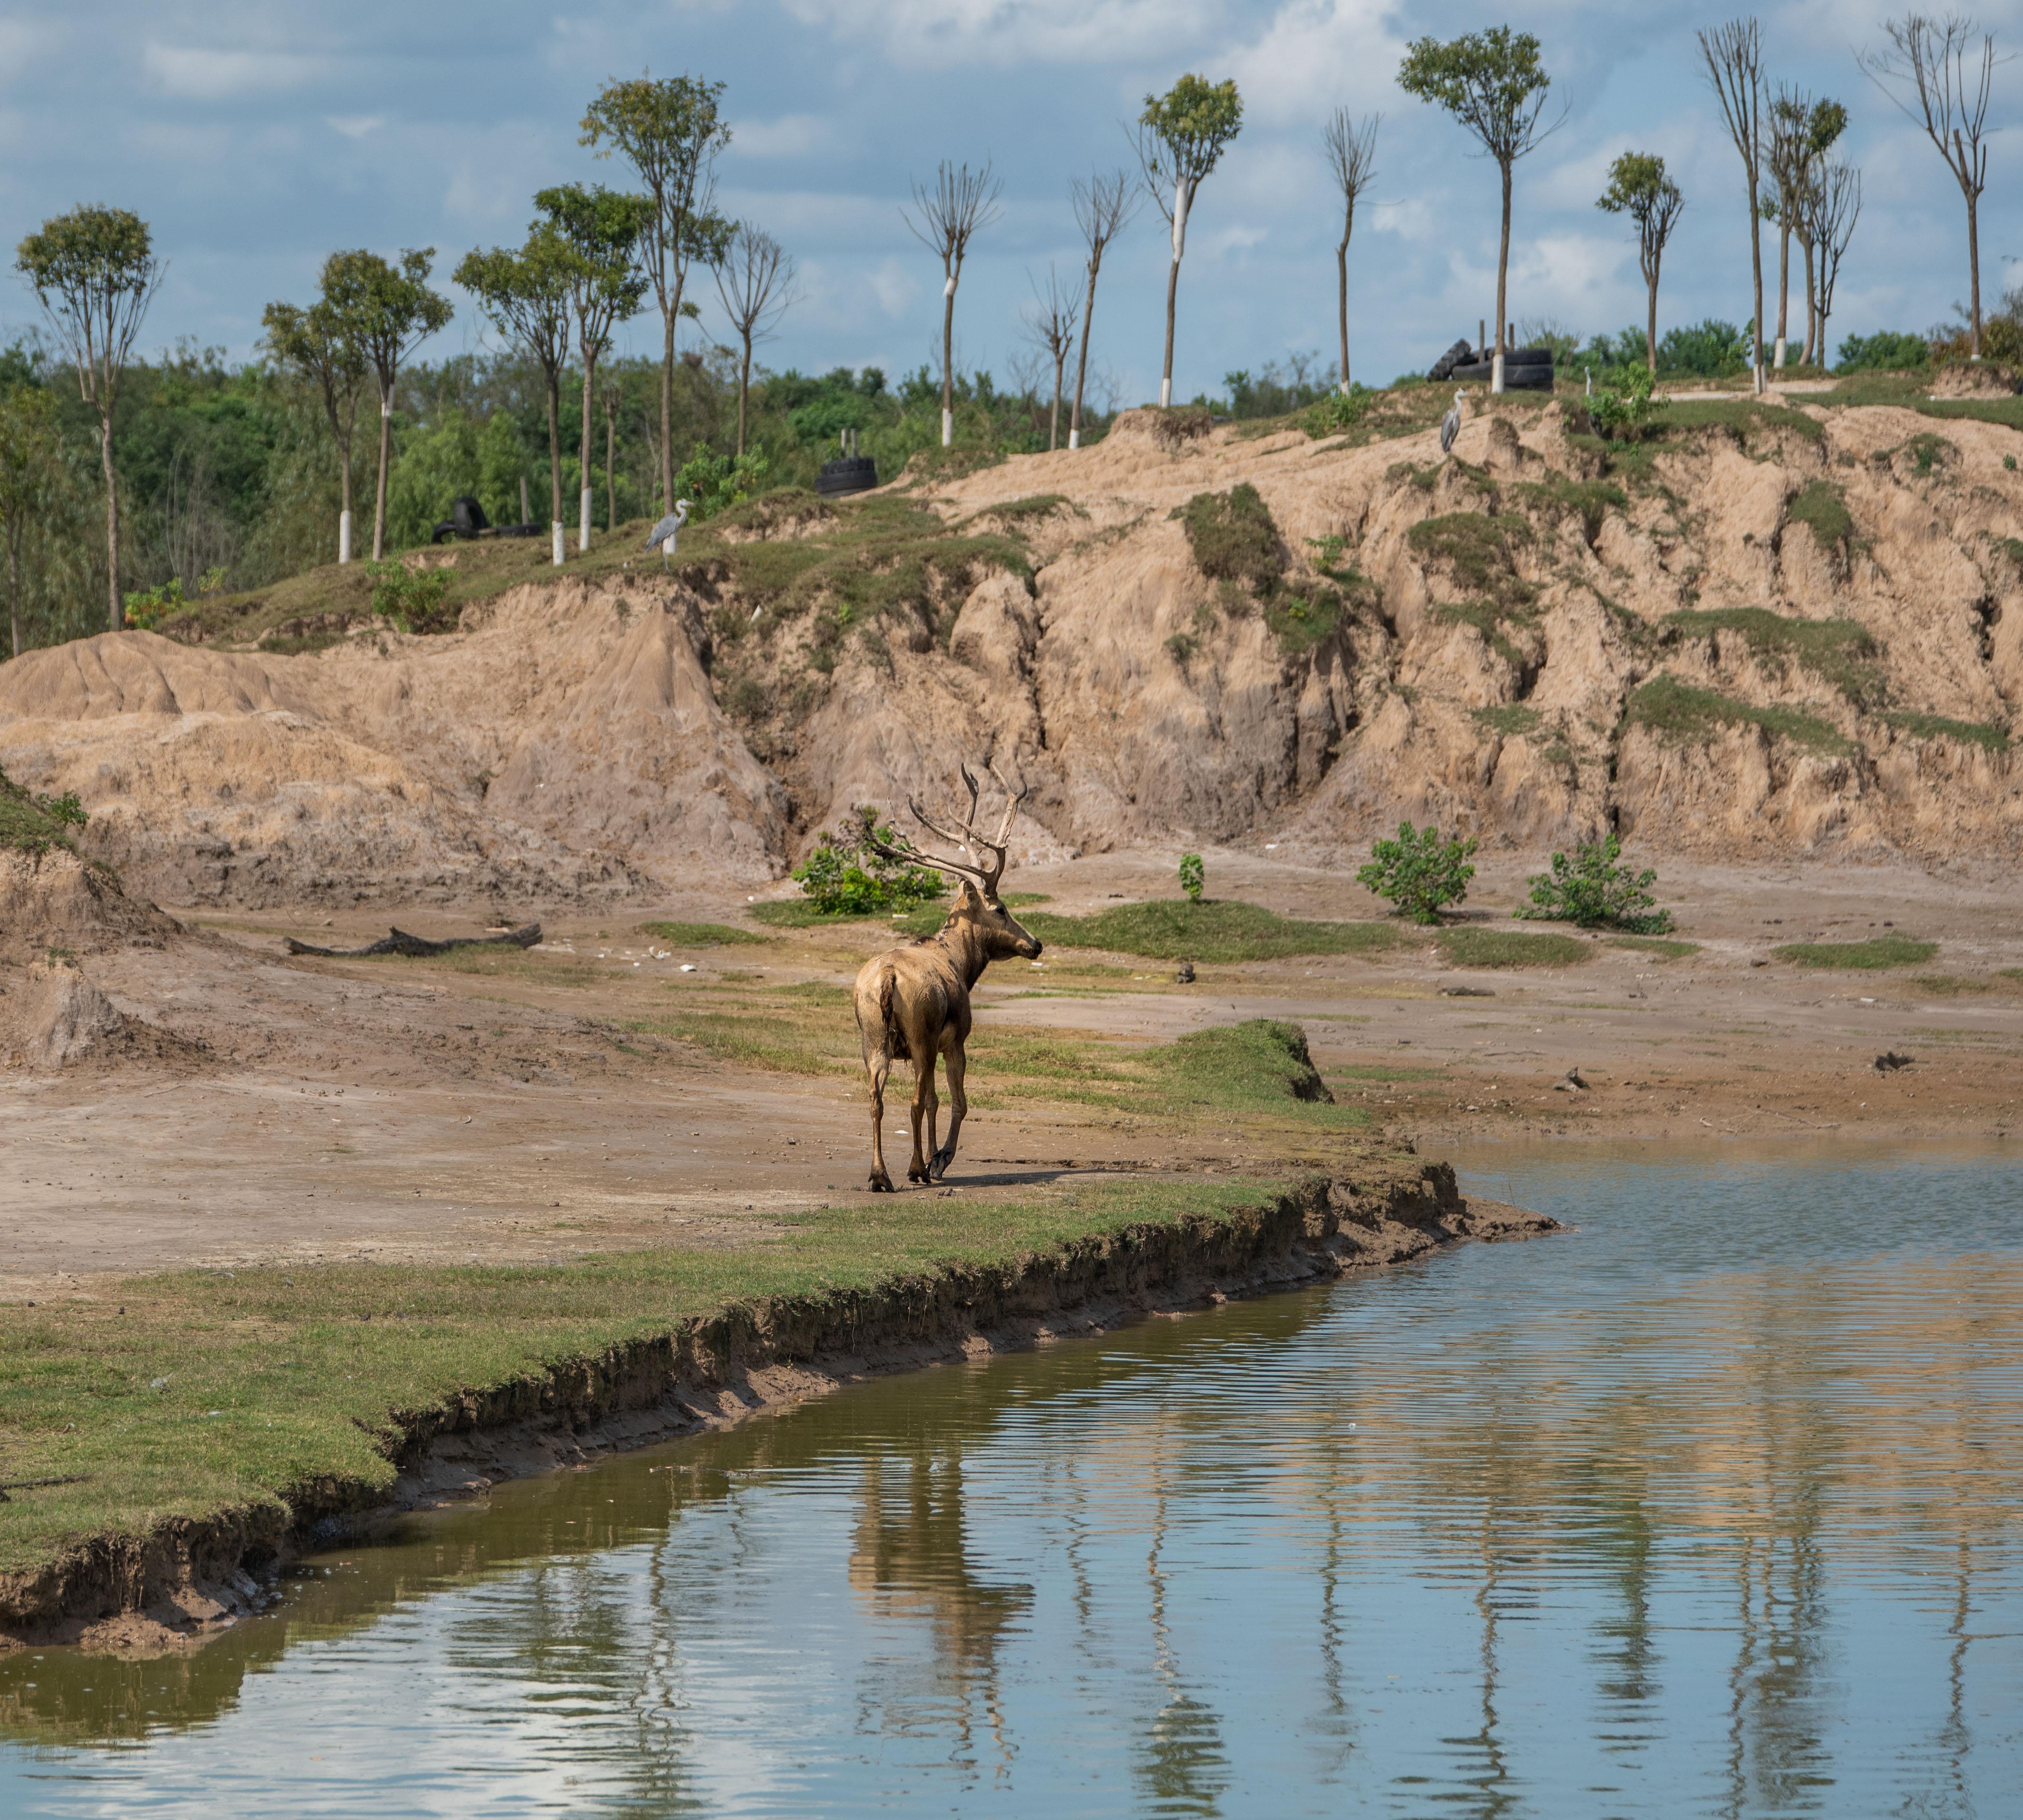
0,765,87,858
1607,936,1701,960
0,1168,1389,1580
1771,935,1938,969
1661,398,1825,442
1406,511,1535,611
1907,974,1993,997
1881,711,2010,752
1435,927,1593,968
1509,476,1625,538
1472,703,1545,737
1661,606,1880,706
1432,599,1532,668
959,493,1081,527
1627,675,1852,755
1019,900,1401,963
639,920,773,947
1784,480,1854,551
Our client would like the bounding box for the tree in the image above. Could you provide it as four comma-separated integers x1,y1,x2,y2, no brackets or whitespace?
1699,18,1768,395
455,232,575,543
0,385,60,658
1801,161,1862,358
323,249,452,561
1515,834,1672,932
262,285,369,563
903,161,1003,448
1356,822,1477,923
1597,152,1684,377
1022,267,1080,451
1762,90,1809,370
1398,31,1559,395
1774,95,1848,365
711,223,796,459
1068,169,1137,449
1320,110,1380,394
1137,76,1243,410
15,205,163,631
581,75,734,512
536,183,653,550
1859,15,2002,358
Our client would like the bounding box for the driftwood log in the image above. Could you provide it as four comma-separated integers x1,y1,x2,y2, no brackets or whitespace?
284,923,541,959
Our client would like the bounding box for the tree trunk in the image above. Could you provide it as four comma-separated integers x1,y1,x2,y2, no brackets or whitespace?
579,350,596,552
1048,349,1062,451
1774,220,1791,368
737,337,752,458
1646,257,1661,378
1160,254,1181,409
1492,160,1512,395
940,269,956,448
1069,248,1102,449
1336,214,1351,392
545,370,563,530
605,403,616,532
1745,169,1766,393
659,303,677,513
99,410,121,629
8,537,18,660
1966,186,1983,358
369,389,393,563
1799,237,1817,365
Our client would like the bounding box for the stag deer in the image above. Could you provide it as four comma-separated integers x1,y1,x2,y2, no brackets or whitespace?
853,766,1042,1192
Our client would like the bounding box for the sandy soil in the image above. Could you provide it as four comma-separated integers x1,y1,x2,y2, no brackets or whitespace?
4,846,2016,1304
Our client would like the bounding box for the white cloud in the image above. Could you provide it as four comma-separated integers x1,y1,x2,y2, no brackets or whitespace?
730,113,828,158
141,43,321,101
1222,0,1404,122
782,0,1219,69
868,257,917,317
328,114,384,139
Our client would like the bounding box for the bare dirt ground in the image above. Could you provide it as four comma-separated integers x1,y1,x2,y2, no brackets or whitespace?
5,846,2016,1304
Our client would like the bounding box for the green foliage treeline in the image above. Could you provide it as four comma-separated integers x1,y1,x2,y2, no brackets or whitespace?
0,338,1113,658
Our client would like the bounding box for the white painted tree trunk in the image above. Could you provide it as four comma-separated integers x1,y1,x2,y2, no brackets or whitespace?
1068,428,1079,450
942,409,953,447
551,522,564,566
1491,352,1505,395
339,510,352,565
579,487,592,553
1773,336,1787,370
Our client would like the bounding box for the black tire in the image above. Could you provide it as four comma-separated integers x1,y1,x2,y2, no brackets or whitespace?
815,455,879,497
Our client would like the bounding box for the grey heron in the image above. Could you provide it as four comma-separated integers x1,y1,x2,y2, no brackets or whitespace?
1440,389,1465,456
644,499,693,569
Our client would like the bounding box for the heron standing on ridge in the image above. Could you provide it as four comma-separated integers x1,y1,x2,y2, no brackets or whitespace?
1440,389,1465,456
644,499,693,569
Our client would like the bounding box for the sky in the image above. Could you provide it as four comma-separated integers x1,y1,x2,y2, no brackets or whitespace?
1,0,2019,403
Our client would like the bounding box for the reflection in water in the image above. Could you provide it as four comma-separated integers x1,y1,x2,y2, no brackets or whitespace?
2,1143,2021,1817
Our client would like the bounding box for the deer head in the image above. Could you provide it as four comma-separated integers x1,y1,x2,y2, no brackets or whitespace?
866,763,1042,960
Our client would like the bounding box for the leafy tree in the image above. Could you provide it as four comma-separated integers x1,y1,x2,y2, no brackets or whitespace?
455,230,575,535
793,807,944,916
903,161,1003,448
1398,30,1558,394
1068,170,1137,448
1178,852,1205,902
0,385,60,658
15,205,164,630
1597,153,1684,377
581,74,734,512
1137,76,1243,410
384,407,529,550
536,183,653,549
712,223,797,459
1515,834,1673,932
1770,94,1848,364
262,282,369,563
1836,329,1927,372
1320,110,1380,394
1699,18,1768,393
1356,822,1477,923
323,249,453,559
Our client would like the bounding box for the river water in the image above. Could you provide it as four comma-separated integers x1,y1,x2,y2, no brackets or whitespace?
3,1141,2019,1817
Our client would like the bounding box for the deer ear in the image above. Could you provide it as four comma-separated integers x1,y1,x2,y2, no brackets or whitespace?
956,878,983,908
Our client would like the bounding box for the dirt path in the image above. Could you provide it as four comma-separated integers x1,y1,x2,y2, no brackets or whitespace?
5,848,2017,1299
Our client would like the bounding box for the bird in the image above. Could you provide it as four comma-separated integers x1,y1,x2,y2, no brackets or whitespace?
643,499,693,569
1440,389,1465,456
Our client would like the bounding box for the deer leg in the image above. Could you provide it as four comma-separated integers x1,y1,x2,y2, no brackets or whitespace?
930,1041,967,1179
907,1057,936,1184
866,1051,895,1193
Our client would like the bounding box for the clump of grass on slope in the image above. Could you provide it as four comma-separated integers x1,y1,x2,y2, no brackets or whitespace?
1627,676,1851,755
0,764,87,857
1882,711,2010,752
1784,480,1854,551
1662,606,1880,705
1407,511,1535,612
1019,900,1400,963
1772,935,1936,969
1436,928,1592,968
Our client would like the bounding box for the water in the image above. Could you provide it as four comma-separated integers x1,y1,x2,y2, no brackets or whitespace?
4,1141,2021,1818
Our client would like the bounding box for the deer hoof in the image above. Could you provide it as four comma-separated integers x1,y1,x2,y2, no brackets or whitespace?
907,1165,931,1185
929,1150,953,1179
868,1173,895,1194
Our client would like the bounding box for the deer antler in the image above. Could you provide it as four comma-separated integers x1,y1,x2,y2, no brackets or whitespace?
872,763,1028,893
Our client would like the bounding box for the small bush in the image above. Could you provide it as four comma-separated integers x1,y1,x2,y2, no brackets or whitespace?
1178,853,1204,903
675,444,769,519
122,577,187,630
1588,365,1662,440
1356,821,1477,924
790,806,946,917
1836,330,1928,373
1773,935,1937,969
1516,833,1673,933
365,562,455,633
1301,386,1373,437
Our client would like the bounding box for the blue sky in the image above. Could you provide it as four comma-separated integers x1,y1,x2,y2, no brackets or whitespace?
2,0,2019,401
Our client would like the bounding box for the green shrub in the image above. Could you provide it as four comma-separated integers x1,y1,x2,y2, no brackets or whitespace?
122,576,187,630
1178,852,1204,903
1836,330,1928,373
365,561,454,633
1356,821,1477,924
675,444,770,519
1301,386,1373,437
1588,365,1662,440
790,807,946,917
1516,833,1673,933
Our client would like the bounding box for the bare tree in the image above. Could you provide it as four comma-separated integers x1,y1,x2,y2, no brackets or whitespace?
1068,170,1137,449
712,223,797,458
1700,18,1768,394
903,161,1002,448
1803,161,1862,357
1020,267,1081,451
1320,110,1381,394
1859,14,2003,356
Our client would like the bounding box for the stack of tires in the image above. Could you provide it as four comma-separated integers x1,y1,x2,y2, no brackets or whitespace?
1445,346,1556,391
815,454,879,497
